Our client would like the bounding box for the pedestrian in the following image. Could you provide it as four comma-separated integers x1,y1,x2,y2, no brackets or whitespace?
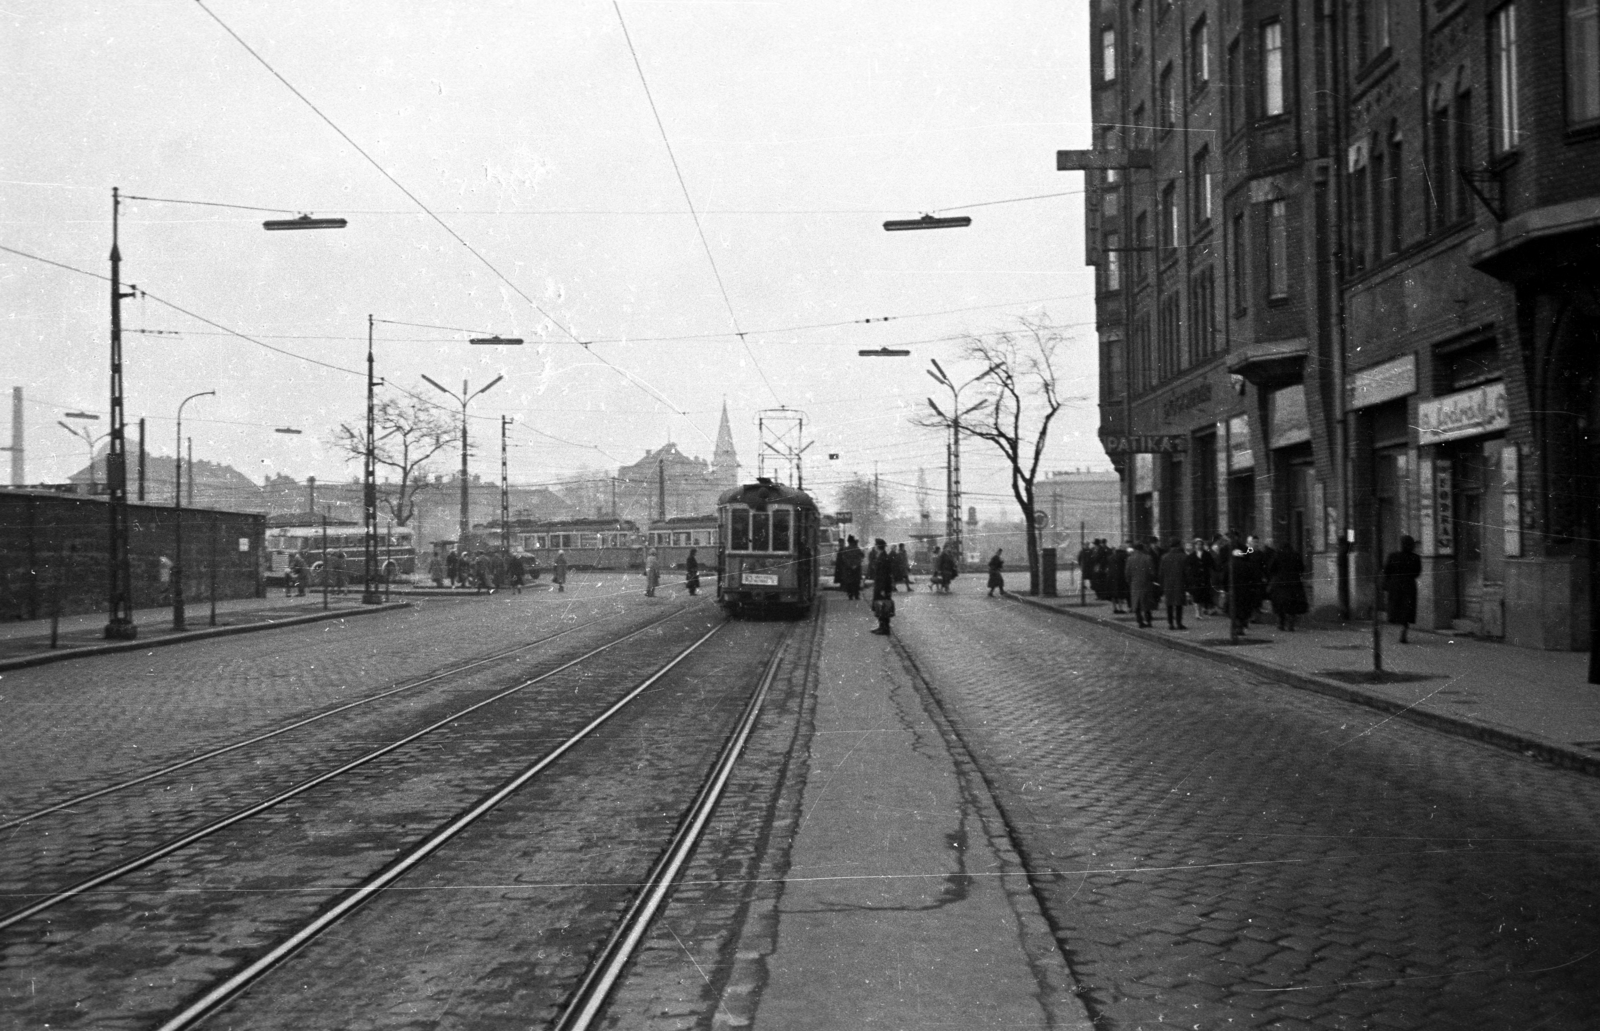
1247,535,1271,622
507,551,525,594
286,549,307,597
446,548,459,588
986,548,1006,597
1125,542,1157,627
473,551,491,593
427,550,444,588
838,535,864,601
685,547,700,596
1382,534,1423,643
330,550,348,590
935,543,959,593
553,549,568,593
1109,542,1129,613
892,543,912,591
1267,542,1308,631
1226,535,1263,634
645,547,660,597
869,538,896,635
1159,537,1190,630
1185,538,1211,619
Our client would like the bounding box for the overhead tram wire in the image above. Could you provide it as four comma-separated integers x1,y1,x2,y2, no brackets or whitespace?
191,0,695,425
611,0,781,407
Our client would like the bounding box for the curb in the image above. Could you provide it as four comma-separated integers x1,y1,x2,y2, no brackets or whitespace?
1010,594,1600,779
0,602,412,673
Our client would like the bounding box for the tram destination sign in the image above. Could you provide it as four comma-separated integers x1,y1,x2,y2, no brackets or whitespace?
1100,434,1190,455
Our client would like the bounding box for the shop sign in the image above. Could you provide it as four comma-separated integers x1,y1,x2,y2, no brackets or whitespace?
1416,381,1509,445
1346,354,1416,411
1502,444,1521,557
1159,380,1214,424
1102,434,1190,454
1227,415,1254,470
1268,385,1310,448
1418,460,1454,557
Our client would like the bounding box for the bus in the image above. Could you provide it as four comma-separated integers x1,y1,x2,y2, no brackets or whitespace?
264,524,416,585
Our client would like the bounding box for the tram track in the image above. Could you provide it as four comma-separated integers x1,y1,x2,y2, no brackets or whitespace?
0,611,695,934
0,611,649,834
1,610,810,1031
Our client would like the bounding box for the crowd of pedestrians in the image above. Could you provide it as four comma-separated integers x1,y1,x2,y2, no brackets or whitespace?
1075,534,1312,632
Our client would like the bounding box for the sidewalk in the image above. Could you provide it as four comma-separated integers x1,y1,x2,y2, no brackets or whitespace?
1015,589,1600,776
0,593,410,671
746,592,1093,1028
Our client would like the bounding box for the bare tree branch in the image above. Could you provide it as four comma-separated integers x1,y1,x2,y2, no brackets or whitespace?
326,388,457,526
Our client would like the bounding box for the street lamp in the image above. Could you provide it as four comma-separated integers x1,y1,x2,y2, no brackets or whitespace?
172,390,215,631
926,359,998,565
858,347,912,357
883,214,973,231
57,422,110,493
421,373,504,540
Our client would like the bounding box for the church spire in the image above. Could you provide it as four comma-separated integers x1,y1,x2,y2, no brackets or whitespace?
713,400,738,485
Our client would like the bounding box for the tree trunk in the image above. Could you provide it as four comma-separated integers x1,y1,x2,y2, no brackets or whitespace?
1022,503,1041,595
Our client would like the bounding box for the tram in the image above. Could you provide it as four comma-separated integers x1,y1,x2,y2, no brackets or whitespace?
716,478,820,616
646,514,719,571
501,518,643,570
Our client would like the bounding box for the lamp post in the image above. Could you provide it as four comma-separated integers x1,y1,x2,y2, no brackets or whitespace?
422,373,504,540
926,360,997,566
172,390,215,631
359,315,385,605
104,188,139,639
58,420,108,493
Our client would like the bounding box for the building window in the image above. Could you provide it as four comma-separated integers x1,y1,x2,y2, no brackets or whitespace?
1266,198,1289,299
1161,181,1178,252
1133,313,1153,391
1569,0,1600,123
1100,126,1122,183
1158,291,1182,380
1262,20,1285,117
1350,155,1368,272
1133,102,1148,149
1102,27,1117,82
1370,142,1386,261
1190,15,1210,93
1387,129,1404,253
1490,5,1520,151
1227,36,1244,131
1104,231,1122,292
1357,0,1391,66
1160,63,1177,130
1430,98,1452,226
1101,333,1125,400
1189,266,1216,360
1192,147,1212,224
1135,210,1149,281
1232,211,1249,312
1103,180,1121,218
1454,90,1474,219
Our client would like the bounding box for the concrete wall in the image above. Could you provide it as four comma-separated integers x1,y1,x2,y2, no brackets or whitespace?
0,491,265,621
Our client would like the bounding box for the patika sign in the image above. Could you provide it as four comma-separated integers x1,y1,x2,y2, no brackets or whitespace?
1101,434,1190,454
1416,382,1508,446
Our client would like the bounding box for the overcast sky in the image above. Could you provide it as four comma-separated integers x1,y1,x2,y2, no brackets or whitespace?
5,1,1100,521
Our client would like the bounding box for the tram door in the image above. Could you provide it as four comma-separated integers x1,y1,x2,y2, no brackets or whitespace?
795,509,815,604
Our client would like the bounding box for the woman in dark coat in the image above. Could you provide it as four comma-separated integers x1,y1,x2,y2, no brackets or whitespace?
1267,544,1308,631
987,549,1006,597
1125,543,1157,627
838,536,864,601
1185,538,1211,616
1159,538,1190,630
685,548,700,595
1226,537,1263,633
1109,544,1129,613
1383,535,1423,642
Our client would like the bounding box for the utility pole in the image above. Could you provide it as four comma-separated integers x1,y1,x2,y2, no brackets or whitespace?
501,415,511,557
137,418,145,501
422,373,504,542
105,187,138,639
3,387,21,485
361,315,382,605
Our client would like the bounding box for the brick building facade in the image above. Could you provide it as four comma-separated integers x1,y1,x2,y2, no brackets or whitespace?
1084,0,1599,650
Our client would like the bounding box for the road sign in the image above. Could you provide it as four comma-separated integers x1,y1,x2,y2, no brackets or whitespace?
836,511,853,523
1032,511,1050,528
1100,434,1191,454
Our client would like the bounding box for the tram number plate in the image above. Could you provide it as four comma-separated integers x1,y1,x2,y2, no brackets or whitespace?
742,573,779,586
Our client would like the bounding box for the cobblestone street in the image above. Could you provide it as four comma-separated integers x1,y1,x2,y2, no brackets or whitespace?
889,587,1600,1031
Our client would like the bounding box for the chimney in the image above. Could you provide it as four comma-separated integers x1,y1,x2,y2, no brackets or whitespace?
307,475,317,515
8,386,21,485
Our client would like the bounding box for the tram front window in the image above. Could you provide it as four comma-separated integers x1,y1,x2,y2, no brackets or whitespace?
772,508,791,551
730,509,751,550
751,511,771,551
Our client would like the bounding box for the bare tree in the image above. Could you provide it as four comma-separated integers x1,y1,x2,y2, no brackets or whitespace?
328,390,456,526
919,317,1076,594
834,474,897,543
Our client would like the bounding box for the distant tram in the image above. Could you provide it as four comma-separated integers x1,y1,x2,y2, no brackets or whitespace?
646,514,719,571
497,518,643,571
716,478,820,616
